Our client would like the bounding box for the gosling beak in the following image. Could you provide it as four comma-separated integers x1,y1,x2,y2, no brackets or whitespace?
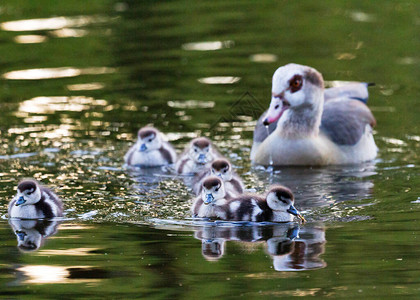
139,143,147,152
16,231,27,241
16,196,26,206
287,204,306,224
204,193,214,205
197,154,206,164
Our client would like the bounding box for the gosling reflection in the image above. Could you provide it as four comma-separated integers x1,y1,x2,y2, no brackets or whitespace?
268,225,326,271
9,219,60,252
195,226,231,261
194,223,326,271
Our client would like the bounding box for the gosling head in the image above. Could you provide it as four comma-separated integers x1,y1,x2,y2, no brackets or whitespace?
201,176,225,205
211,159,233,181
266,185,305,223
137,127,162,152
15,180,42,207
189,137,213,164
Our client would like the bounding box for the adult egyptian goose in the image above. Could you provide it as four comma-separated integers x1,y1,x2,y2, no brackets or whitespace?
251,64,377,166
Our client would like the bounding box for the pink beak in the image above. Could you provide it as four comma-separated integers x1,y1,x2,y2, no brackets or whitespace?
263,98,289,126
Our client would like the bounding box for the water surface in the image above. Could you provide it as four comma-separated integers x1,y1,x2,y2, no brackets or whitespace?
0,0,419,298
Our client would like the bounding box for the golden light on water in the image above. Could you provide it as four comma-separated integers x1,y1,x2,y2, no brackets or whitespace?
0,15,108,32
249,53,278,63
67,82,105,91
350,11,376,22
14,35,47,44
167,100,215,109
198,76,240,84
3,67,116,80
165,132,198,141
4,67,79,80
50,28,87,38
36,247,101,256
23,116,48,123
29,125,74,139
335,53,356,60
18,265,101,284
19,96,107,114
182,40,234,51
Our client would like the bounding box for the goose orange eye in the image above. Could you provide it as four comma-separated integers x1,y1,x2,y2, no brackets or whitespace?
291,78,302,88
289,75,303,92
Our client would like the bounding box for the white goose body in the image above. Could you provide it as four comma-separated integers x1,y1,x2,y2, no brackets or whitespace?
251,63,378,166
255,126,376,165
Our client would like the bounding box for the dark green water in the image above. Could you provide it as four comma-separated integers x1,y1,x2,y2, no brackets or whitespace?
0,0,419,298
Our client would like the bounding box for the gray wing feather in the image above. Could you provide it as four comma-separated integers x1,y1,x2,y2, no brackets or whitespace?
320,99,376,146
324,83,370,103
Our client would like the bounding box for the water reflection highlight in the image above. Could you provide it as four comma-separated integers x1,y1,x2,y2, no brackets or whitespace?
182,40,234,51
1,15,109,32
3,67,116,80
198,76,240,85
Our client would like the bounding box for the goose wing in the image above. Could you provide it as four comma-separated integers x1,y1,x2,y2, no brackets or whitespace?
320,99,376,146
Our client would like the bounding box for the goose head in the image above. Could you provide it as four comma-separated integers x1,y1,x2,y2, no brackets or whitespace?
263,64,324,127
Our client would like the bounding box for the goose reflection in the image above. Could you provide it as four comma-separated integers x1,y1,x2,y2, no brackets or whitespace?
9,219,61,252
253,163,376,209
194,223,326,271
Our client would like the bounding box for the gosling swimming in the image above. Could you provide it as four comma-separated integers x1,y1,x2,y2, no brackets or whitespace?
191,176,233,218
192,159,244,196
124,127,177,167
226,185,305,223
177,137,221,175
9,180,63,219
